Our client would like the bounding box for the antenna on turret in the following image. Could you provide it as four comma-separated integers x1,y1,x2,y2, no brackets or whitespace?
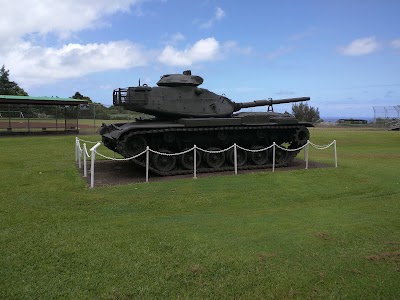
267,98,273,112
138,78,141,86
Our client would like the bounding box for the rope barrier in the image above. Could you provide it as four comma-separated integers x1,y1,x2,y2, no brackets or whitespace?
94,149,145,161
75,137,338,188
309,140,336,150
76,137,101,144
148,147,194,156
275,143,307,152
236,144,274,151
196,145,235,153
83,144,90,158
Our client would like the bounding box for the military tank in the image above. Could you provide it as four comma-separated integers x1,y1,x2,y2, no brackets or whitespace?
100,70,313,176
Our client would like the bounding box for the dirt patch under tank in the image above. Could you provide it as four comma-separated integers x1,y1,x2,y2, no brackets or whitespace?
80,158,333,187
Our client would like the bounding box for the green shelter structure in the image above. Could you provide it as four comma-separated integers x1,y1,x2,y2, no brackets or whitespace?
0,95,88,135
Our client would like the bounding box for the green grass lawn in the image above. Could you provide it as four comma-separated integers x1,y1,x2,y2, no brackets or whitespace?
1,129,399,299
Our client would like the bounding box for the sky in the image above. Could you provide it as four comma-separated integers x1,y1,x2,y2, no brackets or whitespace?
1,0,399,119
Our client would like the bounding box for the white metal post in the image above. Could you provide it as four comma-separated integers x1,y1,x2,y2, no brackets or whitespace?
89,142,102,188
193,145,197,179
334,140,338,167
146,146,149,182
305,140,309,169
234,143,238,175
75,137,79,163
83,143,87,177
272,142,276,172
78,144,82,169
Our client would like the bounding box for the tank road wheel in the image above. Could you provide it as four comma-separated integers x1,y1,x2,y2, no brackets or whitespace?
274,145,289,164
256,130,267,140
180,148,202,170
249,146,269,165
227,147,248,166
152,149,176,172
293,126,310,145
124,134,147,157
204,147,225,169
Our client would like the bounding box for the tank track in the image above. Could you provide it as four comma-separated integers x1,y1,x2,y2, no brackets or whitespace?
103,124,309,176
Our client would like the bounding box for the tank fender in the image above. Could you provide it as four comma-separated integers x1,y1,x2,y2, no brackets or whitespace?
107,125,136,140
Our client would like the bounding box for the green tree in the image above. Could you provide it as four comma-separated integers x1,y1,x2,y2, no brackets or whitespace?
292,102,322,123
72,91,92,103
0,65,28,96
72,92,113,119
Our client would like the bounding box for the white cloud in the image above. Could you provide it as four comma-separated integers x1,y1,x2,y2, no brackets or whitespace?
391,39,400,49
0,0,145,86
266,45,294,60
0,0,140,42
162,32,186,45
0,1,239,86
215,7,226,20
4,35,239,86
4,41,148,86
338,37,380,56
158,37,220,66
223,41,252,55
199,7,226,29
171,32,185,42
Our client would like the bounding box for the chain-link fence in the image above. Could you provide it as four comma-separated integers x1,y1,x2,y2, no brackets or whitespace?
373,105,400,128
0,103,79,133
77,103,141,133
0,103,142,134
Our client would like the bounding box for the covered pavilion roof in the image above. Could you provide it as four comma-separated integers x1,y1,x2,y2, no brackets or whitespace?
0,95,88,106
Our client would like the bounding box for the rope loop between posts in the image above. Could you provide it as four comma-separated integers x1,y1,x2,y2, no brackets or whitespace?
309,140,335,150
236,144,274,152
196,144,234,153
275,143,307,152
94,149,146,161
76,137,101,144
149,147,195,156
76,139,92,158
83,144,90,158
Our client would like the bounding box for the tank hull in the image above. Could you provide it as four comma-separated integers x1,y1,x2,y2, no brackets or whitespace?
100,112,313,176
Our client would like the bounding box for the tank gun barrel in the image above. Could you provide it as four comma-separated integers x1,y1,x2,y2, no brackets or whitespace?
233,97,310,112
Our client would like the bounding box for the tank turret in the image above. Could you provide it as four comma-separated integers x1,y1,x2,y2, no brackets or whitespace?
113,70,310,118
101,70,314,176
157,70,204,87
